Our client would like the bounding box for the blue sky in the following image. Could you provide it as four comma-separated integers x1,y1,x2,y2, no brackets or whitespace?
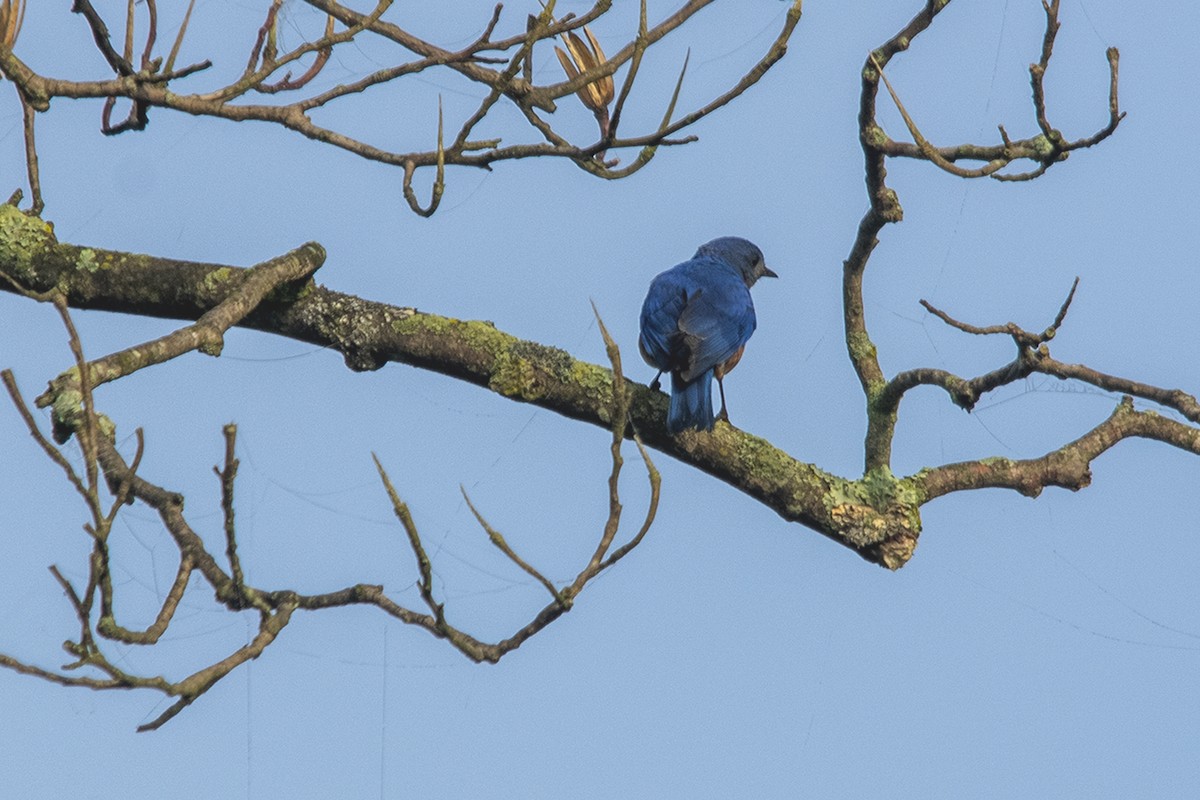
2,1,1198,797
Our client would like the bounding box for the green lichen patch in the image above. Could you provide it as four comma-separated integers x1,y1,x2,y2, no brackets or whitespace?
509,340,574,382
489,341,582,403
722,428,799,489
979,455,1014,468
847,331,877,363
50,388,84,426
391,313,511,356
570,360,613,396
202,267,236,293
76,248,99,273
390,313,590,406
863,124,890,148
489,350,542,400
879,187,903,221
823,466,923,551
860,466,924,509
571,360,616,419
1030,134,1056,158
0,203,55,283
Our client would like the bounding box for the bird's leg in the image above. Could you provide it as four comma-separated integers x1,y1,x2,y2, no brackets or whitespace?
714,346,744,425
649,370,663,392
716,375,730,423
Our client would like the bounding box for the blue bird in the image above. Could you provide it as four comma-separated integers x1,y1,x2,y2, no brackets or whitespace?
639,237,777,434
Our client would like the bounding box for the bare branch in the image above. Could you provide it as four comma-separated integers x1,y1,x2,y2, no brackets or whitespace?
36,242,325,413
1033,356,1200,424
461,487,566,607
71,0,133,76
875,0,1123,180
0,0,25,50
872,55,1010,179
575,303,631,580
258,16,334,94
402,100,446,217
914,397,1200,501
373,454,442,623
97,553,192,646
600,435,660,571
137,602,297,732
919,277,1079,349
103,427,143,525
841,1,955,474
3,7,1196,737
163,0,196,75
850,0,1124,473
213,423,266,612
608,0,651,141
3,369,90,502
0,0,801,214
18,89,41,214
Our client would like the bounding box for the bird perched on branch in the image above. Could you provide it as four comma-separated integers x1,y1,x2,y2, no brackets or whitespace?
639,237,777,434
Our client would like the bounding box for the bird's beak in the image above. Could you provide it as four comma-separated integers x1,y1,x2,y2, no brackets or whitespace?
762,265,779,279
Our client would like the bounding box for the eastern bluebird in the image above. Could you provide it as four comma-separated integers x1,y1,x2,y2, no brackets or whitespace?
639,237,777,433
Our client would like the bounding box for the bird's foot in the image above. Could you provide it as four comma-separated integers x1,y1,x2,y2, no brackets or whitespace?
649,377,662,392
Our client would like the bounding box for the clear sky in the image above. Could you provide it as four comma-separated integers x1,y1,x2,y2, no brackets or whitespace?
2,1,1198,797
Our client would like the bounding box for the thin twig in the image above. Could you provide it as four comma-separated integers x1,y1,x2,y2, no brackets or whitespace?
2,0,798,214
460,487,566,607
920,276,1080,348
122,0,135,68
870,54,1010,179
401,98,445,217
18,89,41,215
214,423,264,611
2,370,90,501
577,303,629,578
164,0,196,75
373,454,442,621
140,0,158,70
600,435,660,570
258,14,335,93
36,243,325,412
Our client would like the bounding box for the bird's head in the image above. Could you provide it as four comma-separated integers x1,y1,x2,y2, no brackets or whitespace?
695,236,778,287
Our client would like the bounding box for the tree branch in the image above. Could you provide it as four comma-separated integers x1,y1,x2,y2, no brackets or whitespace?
915,397,1200,500
0,0,802,214
1,204,920,567
0,242,670,724
849,0,1122,474
2,1,1197,734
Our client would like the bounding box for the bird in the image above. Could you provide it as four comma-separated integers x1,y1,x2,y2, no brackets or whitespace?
638,237,777,434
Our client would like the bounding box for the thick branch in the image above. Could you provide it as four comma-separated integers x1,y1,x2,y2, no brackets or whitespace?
848,0,951,473
0,206,918,568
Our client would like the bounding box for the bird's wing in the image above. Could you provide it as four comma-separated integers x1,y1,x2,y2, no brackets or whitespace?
675,277,756,382
639,269,691,370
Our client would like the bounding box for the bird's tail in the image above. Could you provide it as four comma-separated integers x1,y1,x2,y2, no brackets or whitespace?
668,370,715,433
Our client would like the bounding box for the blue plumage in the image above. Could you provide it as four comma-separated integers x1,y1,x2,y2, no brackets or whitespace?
639,237,776,433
